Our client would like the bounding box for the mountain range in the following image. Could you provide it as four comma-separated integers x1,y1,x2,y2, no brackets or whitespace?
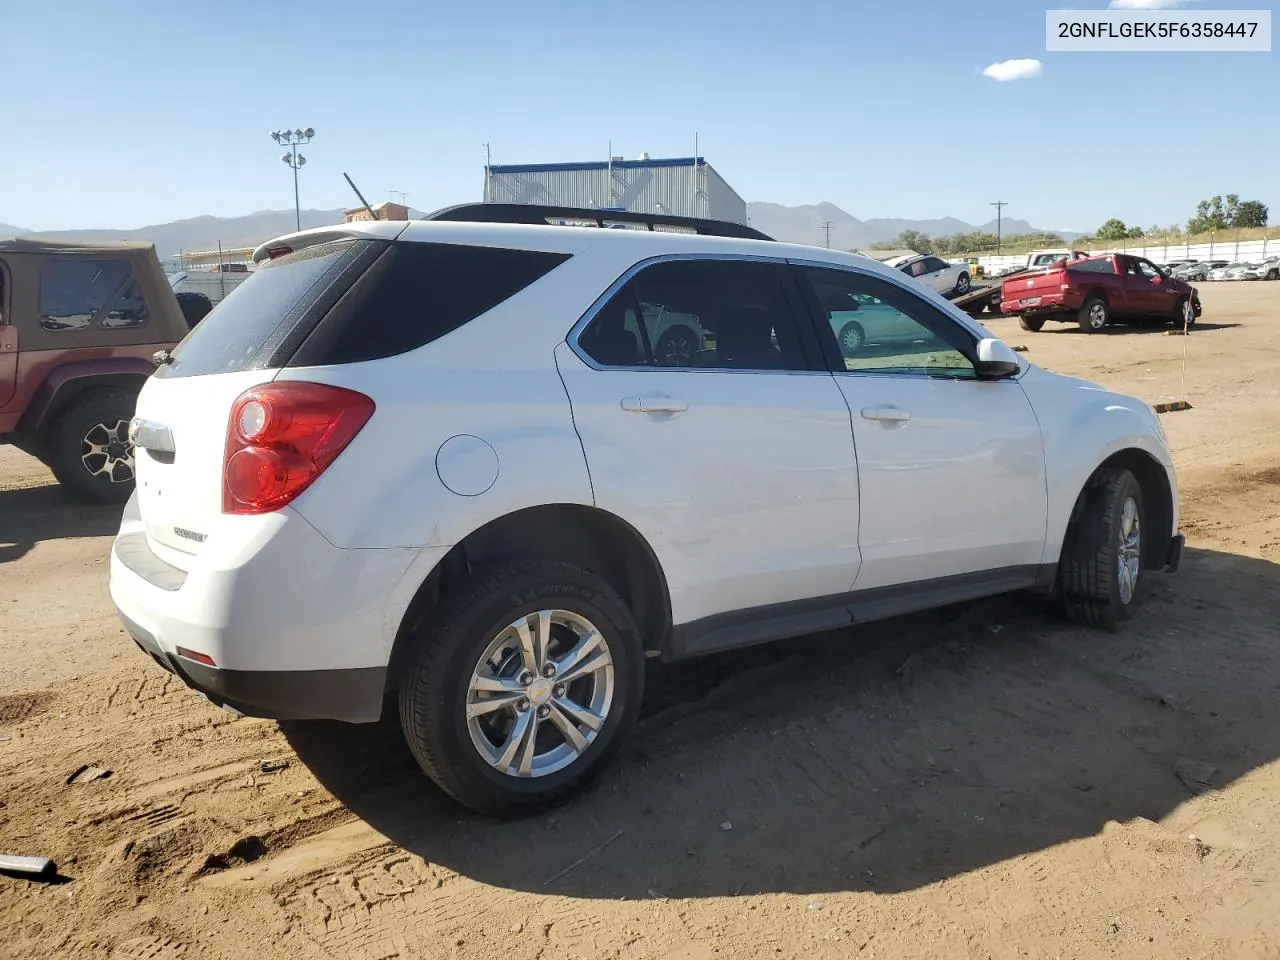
1,202,1074,258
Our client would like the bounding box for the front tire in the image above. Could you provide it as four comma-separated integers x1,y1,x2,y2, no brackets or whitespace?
837,320,866,356
654,326,698,367
47,389,139,504
398,560,645,816
1078,297,1109,333
1059,468,1147,632
1174,296,1196,329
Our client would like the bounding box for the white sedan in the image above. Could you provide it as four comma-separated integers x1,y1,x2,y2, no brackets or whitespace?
888,254,972,297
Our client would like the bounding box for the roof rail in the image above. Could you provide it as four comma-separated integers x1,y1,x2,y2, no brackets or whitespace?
421,203,773,242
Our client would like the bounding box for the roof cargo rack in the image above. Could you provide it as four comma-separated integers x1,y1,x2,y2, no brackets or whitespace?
421,203,773,242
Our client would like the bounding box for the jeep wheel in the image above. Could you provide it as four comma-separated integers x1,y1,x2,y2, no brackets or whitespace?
1018,315,1045,332
1059,467,1146,631
48,389,138,504
398,560,644,816
1078,297,1109,333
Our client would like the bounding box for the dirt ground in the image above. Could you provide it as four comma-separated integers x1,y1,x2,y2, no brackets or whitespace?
2,282,1279,960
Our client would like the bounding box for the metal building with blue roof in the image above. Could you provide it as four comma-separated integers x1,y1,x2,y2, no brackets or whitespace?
482,154,748,225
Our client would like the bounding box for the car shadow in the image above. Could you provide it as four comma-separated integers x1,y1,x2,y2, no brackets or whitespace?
0,482,123,564
282,546,1280,899
1049,321,1241,336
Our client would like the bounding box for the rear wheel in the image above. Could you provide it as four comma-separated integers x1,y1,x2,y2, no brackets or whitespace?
1059,468,1146,631
398,560,645,816
953,272,971,295
1078,297,1109,333
47,389,139,504
1018,315,1045,332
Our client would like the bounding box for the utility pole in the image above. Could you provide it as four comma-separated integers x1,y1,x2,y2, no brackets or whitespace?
822,220,834,249
990,201,1008,255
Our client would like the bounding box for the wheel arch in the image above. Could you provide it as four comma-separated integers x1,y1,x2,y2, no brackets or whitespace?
1059,447,1175,572
18,359,152,437
385,503,673,694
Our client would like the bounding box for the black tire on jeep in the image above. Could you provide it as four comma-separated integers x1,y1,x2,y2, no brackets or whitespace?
1058,467,1147,632
1018,315,1045,332
47,389,139,504
398,559,645,816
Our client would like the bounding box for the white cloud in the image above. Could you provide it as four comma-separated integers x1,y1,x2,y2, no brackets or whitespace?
1109,0,1198,8
982,58,1044,82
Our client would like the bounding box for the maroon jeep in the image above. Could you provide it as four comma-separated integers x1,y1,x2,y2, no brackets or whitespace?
0,238,189,503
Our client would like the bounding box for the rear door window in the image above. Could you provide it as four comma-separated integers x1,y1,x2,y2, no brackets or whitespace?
39,259,131,331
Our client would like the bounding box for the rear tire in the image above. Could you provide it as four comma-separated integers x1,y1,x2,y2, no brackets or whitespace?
954,272,970,295
1078,297,1109,333
1018,315,1045,332
1059,468,1147,632
47,389,139,504
397,560,645,816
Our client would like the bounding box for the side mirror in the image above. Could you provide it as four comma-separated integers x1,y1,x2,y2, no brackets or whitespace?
974,338,1021,379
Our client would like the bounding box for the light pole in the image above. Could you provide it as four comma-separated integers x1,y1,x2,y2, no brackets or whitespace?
990,200,1008,255
271,128,314,231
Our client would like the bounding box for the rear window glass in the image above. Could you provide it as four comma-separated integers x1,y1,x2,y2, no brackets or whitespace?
39,259,131,331
290,242,571,366
164,241,356,378
1071,259,1113,273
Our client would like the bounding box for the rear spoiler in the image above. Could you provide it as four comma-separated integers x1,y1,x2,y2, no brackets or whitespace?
251,222,409,264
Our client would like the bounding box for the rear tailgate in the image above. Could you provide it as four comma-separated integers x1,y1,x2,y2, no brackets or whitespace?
1003,266,1065,309
131,235,387,565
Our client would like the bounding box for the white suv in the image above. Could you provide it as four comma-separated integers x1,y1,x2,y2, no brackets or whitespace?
110,205,1183,815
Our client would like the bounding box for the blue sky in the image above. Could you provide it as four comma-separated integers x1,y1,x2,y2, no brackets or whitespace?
1,0,1274,233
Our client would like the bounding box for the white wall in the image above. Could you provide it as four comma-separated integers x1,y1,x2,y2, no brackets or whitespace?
974,238,1280,275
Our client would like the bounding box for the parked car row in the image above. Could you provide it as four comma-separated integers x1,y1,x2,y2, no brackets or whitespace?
1166,257,1278,282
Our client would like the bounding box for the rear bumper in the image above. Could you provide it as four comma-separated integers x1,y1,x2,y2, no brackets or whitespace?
1000,291,1074,315
118,609,386,721
109,492,418,723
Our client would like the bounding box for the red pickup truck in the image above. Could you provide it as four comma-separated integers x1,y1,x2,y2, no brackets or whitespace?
1000,253,1202,333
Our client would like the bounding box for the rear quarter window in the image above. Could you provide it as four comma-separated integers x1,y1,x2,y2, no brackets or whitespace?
289,242,571,366
162,240,362,378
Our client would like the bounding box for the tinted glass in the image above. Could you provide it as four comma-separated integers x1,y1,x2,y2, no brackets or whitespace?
165,241,355,378
101,280,150,328
39,259,130,331
579,259,808,371
1072,259,1113,273
295,242,571,366
799,266,976,378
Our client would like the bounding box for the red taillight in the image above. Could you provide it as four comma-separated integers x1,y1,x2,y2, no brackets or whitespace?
266,244,293,260
222,382,374,515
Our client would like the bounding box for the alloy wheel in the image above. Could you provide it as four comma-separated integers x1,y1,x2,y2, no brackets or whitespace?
81,419,136,484
1116,496,1141,605
466,609,615,779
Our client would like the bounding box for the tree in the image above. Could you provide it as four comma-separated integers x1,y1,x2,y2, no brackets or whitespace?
893,229,933,255
1094,218,1143,241
1232,200,1269,228
1188,196,1230,234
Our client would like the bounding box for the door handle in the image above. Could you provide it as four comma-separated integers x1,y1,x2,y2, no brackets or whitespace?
621,396,689,414
860,405,911,422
